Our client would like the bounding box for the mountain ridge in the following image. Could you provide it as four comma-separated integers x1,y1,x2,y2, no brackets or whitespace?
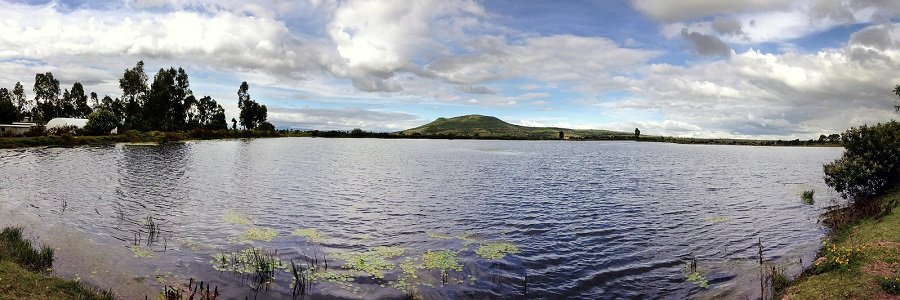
401,114,629,139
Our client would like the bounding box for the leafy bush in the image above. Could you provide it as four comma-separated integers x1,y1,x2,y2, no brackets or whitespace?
257,121,275,131
46,125,80,136
823,121,900,202
84,109,119,135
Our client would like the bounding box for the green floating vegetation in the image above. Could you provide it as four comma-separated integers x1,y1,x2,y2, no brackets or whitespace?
292,228,326,244
703,216,728,223
685,271,709,288
335,246,405,278
475,242,520,260
131,245,153,258
223,211,252,225
210,247,288,275
241,227,278,242
422,249,462,275
456,233,476,247
427,232,454,240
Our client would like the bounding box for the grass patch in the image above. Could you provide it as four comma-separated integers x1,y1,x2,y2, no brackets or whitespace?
0,227,114,300
783,190,900,299
0,227,54,272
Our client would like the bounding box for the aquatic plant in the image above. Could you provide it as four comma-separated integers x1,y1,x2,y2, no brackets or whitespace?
422,249,462,284
162,278,220,300
210,247,288,283
801,190,815,205
455,233,476,246
335,246,404,278
702,216,728,223
684,257,708,289
475,242,519,260
292,228,326,244
240,228,278,242
426,232,453,240
0,227,54,272
131,245,153,258
223,211,252,226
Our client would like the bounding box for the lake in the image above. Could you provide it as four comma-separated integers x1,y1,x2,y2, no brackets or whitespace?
0,138,843,299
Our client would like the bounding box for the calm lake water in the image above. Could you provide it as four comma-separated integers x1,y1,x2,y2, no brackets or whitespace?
0,138,843,299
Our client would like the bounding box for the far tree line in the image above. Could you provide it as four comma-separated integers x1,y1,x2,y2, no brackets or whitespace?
0,61,273,133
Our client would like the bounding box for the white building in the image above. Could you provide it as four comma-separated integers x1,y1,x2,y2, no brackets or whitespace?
0,122,34,135
45,118,89,130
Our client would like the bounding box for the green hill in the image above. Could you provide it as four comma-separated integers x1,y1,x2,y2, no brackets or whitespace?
400,115,629,139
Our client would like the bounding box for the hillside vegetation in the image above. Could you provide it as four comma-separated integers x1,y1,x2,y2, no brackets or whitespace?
400,115,628,139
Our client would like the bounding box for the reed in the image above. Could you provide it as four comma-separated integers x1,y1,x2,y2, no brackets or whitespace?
162,278,220,300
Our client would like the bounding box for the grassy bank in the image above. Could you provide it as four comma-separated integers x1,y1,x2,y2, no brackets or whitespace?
0,129,304,149
0,227,114,300
781,190,900,299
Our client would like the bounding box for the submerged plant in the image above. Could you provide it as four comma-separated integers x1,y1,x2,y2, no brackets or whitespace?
475,242,519,260
702,216,728,223
131,245,153,258
241,228,278,242
426,232,453,240
292,228,326,244
223,211,252,226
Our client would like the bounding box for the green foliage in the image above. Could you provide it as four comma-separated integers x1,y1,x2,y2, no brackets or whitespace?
475,242,519,260
237,82,268,129
823,121,900,201
257,121,275,131
223,211,252,225
84,109,119,135
422,249,462,276
685,271,709,288
0,227,54,272
336,246,404,278
879,275,900,295
801,190,815,205
0,87,19,123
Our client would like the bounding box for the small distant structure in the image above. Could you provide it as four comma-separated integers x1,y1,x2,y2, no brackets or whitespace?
45,118,88,130
0,122,35,135
559,131,565,140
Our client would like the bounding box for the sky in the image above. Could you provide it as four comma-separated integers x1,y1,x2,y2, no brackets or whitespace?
1,0,899,138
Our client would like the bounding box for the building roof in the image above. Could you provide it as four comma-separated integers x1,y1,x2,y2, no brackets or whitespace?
45,118,89,129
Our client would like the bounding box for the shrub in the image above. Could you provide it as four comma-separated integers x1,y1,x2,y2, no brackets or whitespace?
823,121,900,202
257,121,275,131
46,125,80,136
879,275,900,295
84,109,119,135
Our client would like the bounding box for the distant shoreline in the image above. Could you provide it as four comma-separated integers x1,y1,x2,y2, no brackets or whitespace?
0,130,842,149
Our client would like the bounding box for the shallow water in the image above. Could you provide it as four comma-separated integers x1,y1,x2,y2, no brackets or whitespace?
0,138,843,299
